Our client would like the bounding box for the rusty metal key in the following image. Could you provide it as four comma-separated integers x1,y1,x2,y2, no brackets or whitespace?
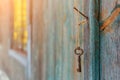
74,47,84,72
77,55,82,72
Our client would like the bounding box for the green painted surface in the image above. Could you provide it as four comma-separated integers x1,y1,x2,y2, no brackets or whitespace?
42,0,85,80
32,0,120,80
89,0,100,80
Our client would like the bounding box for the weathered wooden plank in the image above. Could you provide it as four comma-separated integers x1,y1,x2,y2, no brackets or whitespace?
45,1,56,80
32,0,45,80
73,0,85,80
53,1,64,80
83,0,90,80
100,7,120,30
89,0,100,80
42,0,85,80
62,1,74,80
100,0,120,80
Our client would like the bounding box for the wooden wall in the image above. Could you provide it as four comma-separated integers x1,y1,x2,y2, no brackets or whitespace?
31,0,89,80
100,0,120,80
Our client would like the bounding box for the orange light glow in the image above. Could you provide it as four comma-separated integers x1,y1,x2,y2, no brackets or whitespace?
12,0,28,51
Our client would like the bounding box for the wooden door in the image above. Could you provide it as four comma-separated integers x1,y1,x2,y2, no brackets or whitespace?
100,0,120,80
41,0,86,80
42,0,120,80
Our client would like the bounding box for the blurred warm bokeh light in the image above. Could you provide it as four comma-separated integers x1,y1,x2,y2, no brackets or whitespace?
12,0,28,52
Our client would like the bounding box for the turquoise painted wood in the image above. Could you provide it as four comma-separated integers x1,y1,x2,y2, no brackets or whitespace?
38,0,120,80
37,0,117,80
100,0,120,80
89,0,100,80
42,0,85,80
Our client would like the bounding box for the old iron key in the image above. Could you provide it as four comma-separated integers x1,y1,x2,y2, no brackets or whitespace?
74,47,84,72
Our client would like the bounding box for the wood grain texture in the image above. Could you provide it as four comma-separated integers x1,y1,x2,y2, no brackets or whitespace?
89,0,100,80
100,0,120,80
100,7,120,30
32,0,120,80
42,0,85,80
84,0,90,80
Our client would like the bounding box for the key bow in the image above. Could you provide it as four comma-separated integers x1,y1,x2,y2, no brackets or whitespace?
74,47,84,56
